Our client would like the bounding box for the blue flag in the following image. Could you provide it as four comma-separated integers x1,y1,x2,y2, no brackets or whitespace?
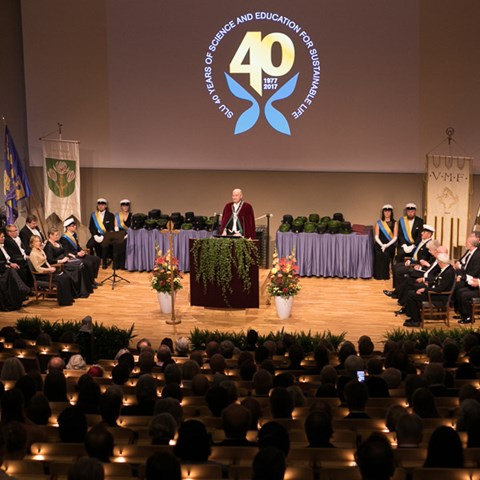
3,126,32,224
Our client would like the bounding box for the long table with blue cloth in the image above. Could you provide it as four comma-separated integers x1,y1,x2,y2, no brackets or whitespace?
125,229,213,272
276,231,374,278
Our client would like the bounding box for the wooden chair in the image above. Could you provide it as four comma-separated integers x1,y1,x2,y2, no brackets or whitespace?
420,283,456,327
412,468,480,480
321,466,406,480
112,444,173,464
210,446,257,465
230,465,313,480
27,258,59,302
1,459,47,479
181,463,224,479
288,447,356,468
29,442,87,461
471,297,480,324
50,460,133,479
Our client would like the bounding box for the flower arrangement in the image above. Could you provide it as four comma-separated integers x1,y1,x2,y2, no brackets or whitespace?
151,247,183,293
267,249,301,297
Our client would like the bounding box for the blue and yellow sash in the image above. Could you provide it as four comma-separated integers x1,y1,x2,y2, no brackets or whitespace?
377,220,394,242
412,239,429,261
399,216,415,244
92,212,106,234
62,232,78,252
116,213,128,231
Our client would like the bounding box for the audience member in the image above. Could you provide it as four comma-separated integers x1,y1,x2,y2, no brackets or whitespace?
305,411,334,448
85,424,114,463
148,413,177,445
270,387,294,419
68,457,104,480
395,413,423,447
0,358,25,381
344,380,370,418
218,403,256,446
57,406,88,443
356,432,395,480
144,451,181,480
252,447,286,480
411,387,440,418
424,426,463,468
257,421,290,456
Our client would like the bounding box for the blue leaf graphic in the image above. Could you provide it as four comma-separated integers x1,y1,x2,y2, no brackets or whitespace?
265,73,299,135
224,73,260,134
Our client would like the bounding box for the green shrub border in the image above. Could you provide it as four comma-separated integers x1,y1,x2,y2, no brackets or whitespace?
188,326,346,352
15,316,136,360
384,326,480,350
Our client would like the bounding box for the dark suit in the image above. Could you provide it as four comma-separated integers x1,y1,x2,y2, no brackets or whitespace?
453,248,480,315
396,216,424,262
87,211,115,265
19,225,44,255
0,259,30,311
456,248,480,281
397,262,440,307
393,239,433,291
405,265,455,323
60,233,100,283
3,236,33,287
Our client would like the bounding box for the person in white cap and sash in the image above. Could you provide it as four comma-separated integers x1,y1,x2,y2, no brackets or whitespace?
87,198,115,269
396,203,424,263
373,204,398,280
385,224,435,299
61,217,101,286
113,199,132,269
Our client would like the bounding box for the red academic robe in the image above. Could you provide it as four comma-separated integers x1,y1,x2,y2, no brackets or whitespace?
220,202,256,239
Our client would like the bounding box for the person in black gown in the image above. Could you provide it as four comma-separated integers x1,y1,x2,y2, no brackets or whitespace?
0,230,30,311
374,205,398,280
28,235,75,306
113,199,132,270
44,227,93,298
60,218,101,287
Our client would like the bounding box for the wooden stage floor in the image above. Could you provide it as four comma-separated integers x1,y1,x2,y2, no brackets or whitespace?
0,268,455,351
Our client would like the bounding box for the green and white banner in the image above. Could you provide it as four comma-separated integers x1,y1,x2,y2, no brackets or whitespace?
42,138,81,222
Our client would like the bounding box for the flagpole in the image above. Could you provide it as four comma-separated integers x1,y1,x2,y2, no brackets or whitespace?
165,220,181,326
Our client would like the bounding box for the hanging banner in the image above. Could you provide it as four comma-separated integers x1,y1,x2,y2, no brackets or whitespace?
426,154,472,254
42,138,81,222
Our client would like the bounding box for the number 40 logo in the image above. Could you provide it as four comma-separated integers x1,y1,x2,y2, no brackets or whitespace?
229,32,295,96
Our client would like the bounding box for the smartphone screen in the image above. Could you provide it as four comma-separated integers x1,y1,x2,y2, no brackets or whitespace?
357,371,365,382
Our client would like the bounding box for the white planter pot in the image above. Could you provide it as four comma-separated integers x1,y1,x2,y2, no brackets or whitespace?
157,291,174,314
274,296,293,320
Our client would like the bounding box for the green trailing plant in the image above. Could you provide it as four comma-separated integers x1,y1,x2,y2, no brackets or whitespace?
188,326,346,352
191,238,258,304
15,316,136,360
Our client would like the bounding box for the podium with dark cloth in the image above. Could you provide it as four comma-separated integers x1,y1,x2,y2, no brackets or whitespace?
189,238,259,308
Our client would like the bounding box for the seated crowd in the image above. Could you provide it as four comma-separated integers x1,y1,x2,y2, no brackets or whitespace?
0,215,102,311
0,327,480,479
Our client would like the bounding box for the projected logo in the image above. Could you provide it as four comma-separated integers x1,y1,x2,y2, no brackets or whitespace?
204,12,320,136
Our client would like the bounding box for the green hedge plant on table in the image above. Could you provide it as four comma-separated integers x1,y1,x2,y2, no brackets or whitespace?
15,316,136,360
188,326,346,352
191,238,258,305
